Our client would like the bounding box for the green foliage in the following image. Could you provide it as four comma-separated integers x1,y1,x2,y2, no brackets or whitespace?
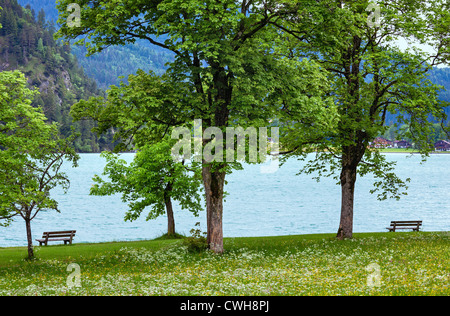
0,68,80,258
0,70,80,227
54,0,450,245
278,0,450,202
90,139,203,223
55,0,344,252
182,222,209,253
71,69,199,152
70,67,204,231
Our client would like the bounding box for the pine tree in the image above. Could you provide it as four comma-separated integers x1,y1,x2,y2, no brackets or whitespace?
37,8,45,28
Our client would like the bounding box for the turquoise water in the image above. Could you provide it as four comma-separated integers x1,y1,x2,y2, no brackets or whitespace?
1,153,449,247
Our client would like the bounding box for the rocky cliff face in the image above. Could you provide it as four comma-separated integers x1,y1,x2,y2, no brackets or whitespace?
0,0,113,152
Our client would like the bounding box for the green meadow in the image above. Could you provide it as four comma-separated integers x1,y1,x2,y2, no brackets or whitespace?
0,232,448,296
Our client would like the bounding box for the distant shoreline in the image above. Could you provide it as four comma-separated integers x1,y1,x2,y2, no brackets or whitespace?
379,149,450,154
75,149,450,155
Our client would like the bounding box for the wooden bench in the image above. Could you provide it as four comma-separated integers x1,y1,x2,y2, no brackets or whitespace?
36,230,76,246
386,221,422,232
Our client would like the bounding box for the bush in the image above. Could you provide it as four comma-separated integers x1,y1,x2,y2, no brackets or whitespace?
182,222,208,253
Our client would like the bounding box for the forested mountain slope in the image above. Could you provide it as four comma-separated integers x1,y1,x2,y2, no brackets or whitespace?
16,0,172,89
429,68,450,104
430,67,450,123
0,0,115,152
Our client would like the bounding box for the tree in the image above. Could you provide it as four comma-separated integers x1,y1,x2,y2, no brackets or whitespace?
37,8,46,28
72,70,205,238
56,0,337,252
90,138,203,237
37,37,45,57
0,70,79,259
278,0,450,239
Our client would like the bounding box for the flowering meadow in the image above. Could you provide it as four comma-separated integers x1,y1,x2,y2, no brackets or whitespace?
0,232,448,296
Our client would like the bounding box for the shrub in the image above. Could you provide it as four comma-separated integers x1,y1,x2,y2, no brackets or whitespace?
182,222,208,253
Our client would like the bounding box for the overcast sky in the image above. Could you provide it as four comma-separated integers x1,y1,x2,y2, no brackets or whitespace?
393,38,448,68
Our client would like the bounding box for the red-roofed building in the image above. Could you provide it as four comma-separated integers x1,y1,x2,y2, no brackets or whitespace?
370,137,393,148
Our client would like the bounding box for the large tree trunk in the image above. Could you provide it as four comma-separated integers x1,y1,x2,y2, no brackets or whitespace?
336,141,365,240
337,162,357,239
200,62,231,254
202,163,226,253
25,217,34,259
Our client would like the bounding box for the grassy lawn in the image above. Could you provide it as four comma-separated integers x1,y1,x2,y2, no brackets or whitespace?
0,232,448,296
379,148,419,153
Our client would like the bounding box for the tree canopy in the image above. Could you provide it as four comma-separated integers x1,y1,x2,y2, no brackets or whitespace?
57,0,338,252
276,0,450,239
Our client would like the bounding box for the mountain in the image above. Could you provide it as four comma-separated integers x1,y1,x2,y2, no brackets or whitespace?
383,68,450,125
16,0,173,89
0,0,115,152
430,67,450,123
429,68,450,103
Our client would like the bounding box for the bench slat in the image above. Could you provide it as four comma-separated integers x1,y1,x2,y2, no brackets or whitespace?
391,227,418,229
42,230,76,235
41,233,76,238
390,223,422,227
36,238,71,242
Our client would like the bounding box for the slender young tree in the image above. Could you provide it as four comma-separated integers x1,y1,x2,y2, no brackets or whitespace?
72,70,204,237
90,138,203,237
0,70,79,259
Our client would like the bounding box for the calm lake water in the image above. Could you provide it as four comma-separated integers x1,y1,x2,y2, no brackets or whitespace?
1,153,449,247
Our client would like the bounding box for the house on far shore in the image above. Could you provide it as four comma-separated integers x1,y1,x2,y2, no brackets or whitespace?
393,140,412,149
369,137,393,148
434,140,450,151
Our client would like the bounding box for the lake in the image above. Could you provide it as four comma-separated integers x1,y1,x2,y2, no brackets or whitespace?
1,153,449,247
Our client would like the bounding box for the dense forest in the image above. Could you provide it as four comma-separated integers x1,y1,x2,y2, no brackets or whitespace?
0,0,115,152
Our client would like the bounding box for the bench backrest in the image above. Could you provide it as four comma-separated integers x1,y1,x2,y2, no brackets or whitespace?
390,221,422,227
42,231,76,238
